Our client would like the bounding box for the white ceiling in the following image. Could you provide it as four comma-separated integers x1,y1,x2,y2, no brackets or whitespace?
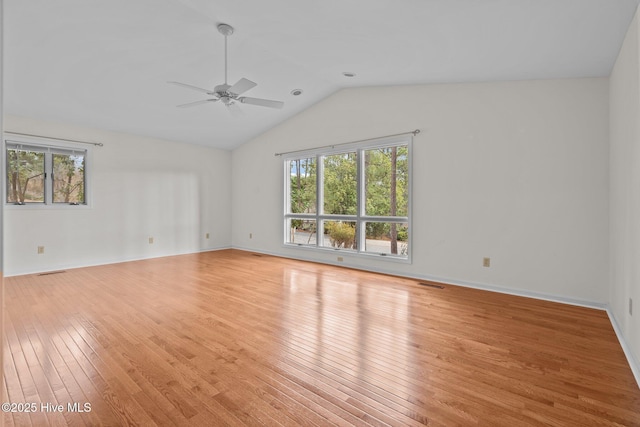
4,0,639,150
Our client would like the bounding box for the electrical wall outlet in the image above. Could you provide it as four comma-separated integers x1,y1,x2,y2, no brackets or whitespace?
337,256,344,262
148,237,154,244
37,246,45,254
250,233,253,239
205,233,210,239
483,257,490,267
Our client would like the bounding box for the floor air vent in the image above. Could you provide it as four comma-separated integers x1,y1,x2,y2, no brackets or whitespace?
38,271,67,276
418,282,445,289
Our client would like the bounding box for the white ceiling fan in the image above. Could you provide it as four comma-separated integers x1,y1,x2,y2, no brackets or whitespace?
168,23,284,112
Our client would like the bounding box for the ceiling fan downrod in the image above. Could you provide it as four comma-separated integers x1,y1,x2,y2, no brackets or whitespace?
217,23,234,85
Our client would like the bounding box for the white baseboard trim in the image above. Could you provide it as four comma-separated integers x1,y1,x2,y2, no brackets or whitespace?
232,246,607,310
606,308,640,388
4,245,232,277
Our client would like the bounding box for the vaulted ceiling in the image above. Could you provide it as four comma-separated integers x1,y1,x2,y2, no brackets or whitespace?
5,0,639,149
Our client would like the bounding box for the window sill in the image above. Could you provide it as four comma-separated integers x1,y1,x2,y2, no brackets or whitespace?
283,242,412,264
5,203,92,211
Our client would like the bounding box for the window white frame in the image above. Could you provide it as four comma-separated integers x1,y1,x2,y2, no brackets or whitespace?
283,135,412,262
4,135,92,209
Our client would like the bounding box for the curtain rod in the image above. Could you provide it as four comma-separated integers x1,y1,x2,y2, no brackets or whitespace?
274,129,420,157
4,131,104,147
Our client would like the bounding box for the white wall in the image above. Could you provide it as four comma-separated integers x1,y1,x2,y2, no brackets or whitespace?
4,115,232,276
1,1,5,424
232,78,610,304
610,10,640,376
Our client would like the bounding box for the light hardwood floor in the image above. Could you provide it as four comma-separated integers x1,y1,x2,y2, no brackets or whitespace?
3,249,639,426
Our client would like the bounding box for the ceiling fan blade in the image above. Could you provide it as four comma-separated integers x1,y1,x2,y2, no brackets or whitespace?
168,81,214,94
228,78,257,95
176,99,218,108
239,97,284,109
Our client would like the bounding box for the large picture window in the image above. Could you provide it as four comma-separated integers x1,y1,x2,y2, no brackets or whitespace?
5,140,88,206
284,136,411,260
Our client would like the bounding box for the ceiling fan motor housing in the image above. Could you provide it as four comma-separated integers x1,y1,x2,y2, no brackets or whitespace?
214,83,232,96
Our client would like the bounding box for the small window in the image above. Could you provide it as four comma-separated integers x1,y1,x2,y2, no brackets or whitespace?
5,139,89,206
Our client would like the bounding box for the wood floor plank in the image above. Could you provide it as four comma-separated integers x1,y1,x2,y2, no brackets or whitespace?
3,249,640,426
3,318,33,427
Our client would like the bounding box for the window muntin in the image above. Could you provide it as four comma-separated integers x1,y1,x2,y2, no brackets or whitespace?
284,137,411,260
5,140,89,206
